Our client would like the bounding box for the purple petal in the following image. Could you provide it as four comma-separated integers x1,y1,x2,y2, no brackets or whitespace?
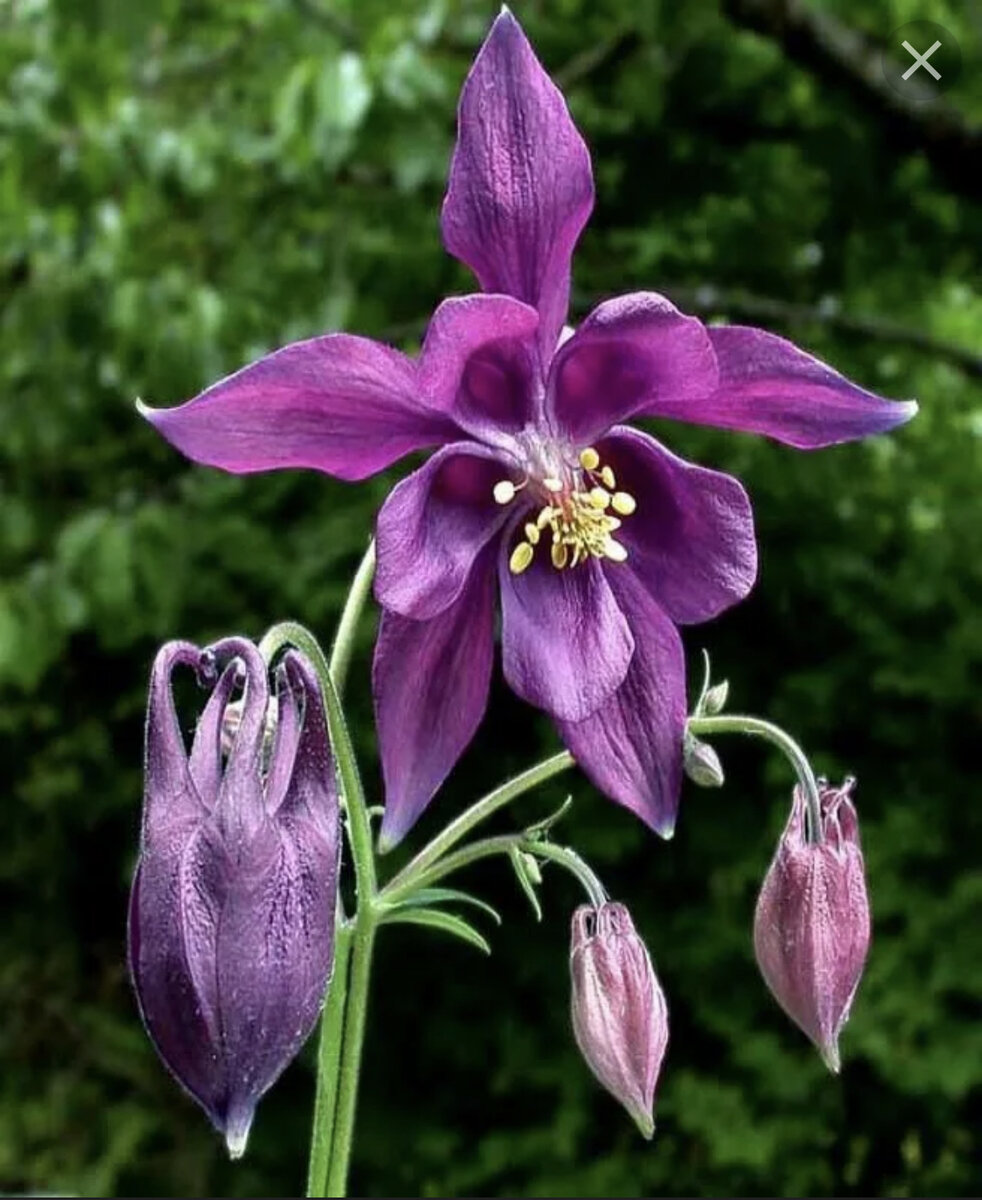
600,426,757,625
374,442,511,619
418,294,540,438
499,550,633,723
648,325,917,448
374,551,496,849
144,641,208,838
139,334,457,482
274,651,340,838
265,663,303,817
557,568,685,836
188,661,240,809
128,827,226,1131
206,638,269,845
441,10,594,359
548,293,719,445
213,814,338,1151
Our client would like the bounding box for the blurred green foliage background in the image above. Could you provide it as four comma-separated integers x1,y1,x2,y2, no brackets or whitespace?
1,0,980,1194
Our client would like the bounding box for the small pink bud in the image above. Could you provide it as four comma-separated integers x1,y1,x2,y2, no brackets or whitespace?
569,902,668,1138
754,778,870,1073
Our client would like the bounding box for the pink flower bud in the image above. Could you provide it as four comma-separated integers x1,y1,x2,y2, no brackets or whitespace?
569,902,668,1138
754,778,870,1072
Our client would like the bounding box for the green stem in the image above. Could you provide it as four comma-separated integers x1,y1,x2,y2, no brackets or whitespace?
385,751,574,894
382,831,606,912
329,540,376,692
688,713,823,842
324,913,376,1197
382,834,524,903
261,541,379,1199
261,619,377,897
305,923,352,1197
524,840,607,907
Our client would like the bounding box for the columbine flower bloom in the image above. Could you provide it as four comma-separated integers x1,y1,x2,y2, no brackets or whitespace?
128,638,340,1156
570,902,668,1138
754,778,870,1072
138,10,916,848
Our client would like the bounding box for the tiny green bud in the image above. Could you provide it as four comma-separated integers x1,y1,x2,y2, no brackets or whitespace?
684,737,724,788
519,851,543,885
702,680,729,716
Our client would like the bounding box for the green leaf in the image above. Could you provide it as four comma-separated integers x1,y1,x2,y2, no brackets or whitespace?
316,52,372,135
508,847,543,923
387,887,502,926
382,907,491,955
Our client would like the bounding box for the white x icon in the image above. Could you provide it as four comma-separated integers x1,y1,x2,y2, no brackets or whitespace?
902,39,942,80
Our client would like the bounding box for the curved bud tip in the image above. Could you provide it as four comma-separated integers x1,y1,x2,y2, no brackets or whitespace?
820,1039,842,1076
632,1109,656,1140
224,1111,253,1160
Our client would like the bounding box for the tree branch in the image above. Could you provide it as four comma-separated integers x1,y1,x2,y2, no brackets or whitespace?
724,0,982,199
661,284,982,379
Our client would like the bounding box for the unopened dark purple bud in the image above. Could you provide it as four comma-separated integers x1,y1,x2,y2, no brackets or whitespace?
569,902,668,1138
754,778,870,1072
128,638,341,1155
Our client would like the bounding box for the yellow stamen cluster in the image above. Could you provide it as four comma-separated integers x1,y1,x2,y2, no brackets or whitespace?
496,447,636,575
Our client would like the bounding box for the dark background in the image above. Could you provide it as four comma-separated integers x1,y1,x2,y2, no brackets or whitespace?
1,0,980,1195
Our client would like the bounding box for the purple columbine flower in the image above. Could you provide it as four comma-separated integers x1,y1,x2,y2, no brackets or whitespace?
128,638,341,1156
754,778,871,1072
570,902,668,1138
138,10,916,848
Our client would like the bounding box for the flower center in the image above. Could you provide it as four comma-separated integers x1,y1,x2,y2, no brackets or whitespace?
493,446,636,575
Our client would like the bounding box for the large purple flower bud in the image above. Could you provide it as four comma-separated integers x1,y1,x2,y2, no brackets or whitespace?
569,902,668,1138
754,778,870,1072
128,637,341,1156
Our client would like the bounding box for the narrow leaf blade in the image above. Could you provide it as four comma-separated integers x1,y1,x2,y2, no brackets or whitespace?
388,887,502,925
509,847,543,922
384,907,492,955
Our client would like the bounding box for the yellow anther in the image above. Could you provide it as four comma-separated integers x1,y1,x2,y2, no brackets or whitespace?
510,460,637,574
509,542,534,575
